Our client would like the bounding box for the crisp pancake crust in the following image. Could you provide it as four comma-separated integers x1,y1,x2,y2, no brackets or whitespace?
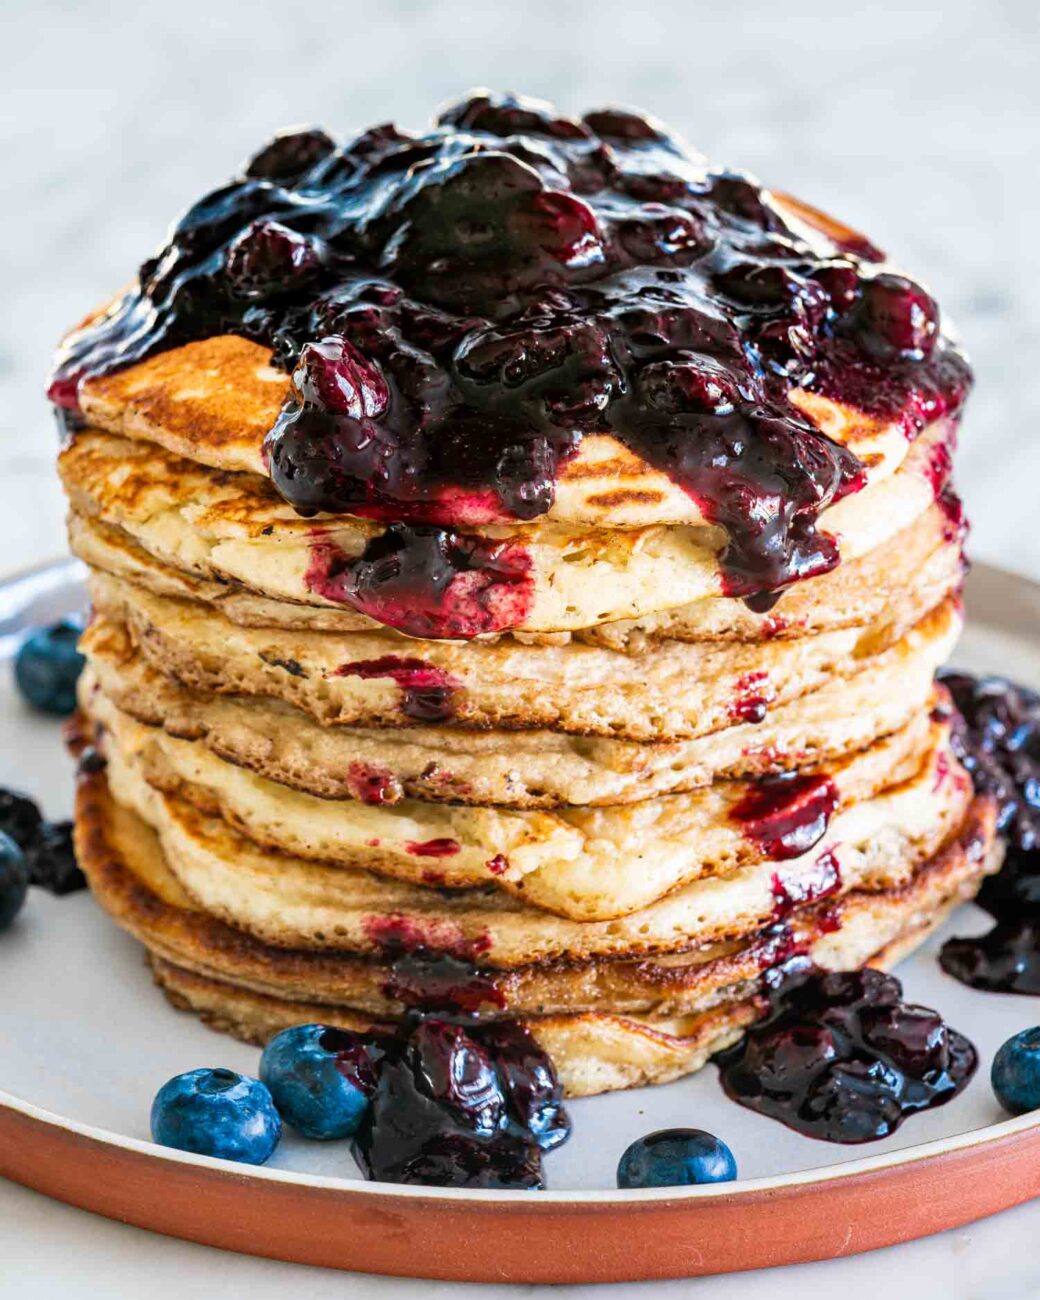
72,764,998,1095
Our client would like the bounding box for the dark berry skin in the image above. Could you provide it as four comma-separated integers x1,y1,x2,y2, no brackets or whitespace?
150,1068,281,1165
260,1024,372,1139
992,1027,1040,1115
14,619,85,716
0,831,28,931
617,1129,737,1189
0,788,43,849
26,820,85,895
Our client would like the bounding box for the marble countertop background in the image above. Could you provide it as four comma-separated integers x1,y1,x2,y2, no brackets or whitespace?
1,0,1038,1296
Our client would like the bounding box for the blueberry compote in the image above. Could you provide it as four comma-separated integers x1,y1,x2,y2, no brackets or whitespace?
937,673,1040,993
345,947,569,1188
715,961,977,1142
48,92,971,630
0,787,85,895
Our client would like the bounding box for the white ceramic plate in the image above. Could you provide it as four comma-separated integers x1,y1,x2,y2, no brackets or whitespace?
1,558,1038,1282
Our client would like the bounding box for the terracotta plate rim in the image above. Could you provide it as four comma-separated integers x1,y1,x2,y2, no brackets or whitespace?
4,1082,1039,1205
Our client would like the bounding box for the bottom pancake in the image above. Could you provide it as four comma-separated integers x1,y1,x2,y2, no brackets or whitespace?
147,901,964,1099
74,764,999,1095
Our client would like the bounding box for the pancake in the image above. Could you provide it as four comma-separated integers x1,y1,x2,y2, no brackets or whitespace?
87,686,943,918
73,300,917,533
100,734,973,963
60,418,954,636
80,616,957,808
85,571,962,741
67,493,965,649
74,765,998,1094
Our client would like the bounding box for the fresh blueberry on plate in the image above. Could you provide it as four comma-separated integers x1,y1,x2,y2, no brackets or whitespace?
14,618,85,715
260,1024,373,1139
617,1128,737,1189
992,1028,1040,1115
150,1068,282,1164
0,831,28,931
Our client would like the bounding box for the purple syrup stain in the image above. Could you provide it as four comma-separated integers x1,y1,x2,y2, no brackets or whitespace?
360,913,490,959
307,526,532,641
729,671,775,725
937,672,1040,994
715,962,977,1142
406,838,461,858
48,92,972,614
731,771,839,860
346,761,401,805
335,653,460,722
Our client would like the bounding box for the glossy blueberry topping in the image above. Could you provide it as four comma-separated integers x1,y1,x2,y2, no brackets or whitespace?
0,831,29,931
307,526,532,641
991,1027,1040,1115
937,673,1040,993
14,619,85,716
616,1127,737,1188
260,1024,373,1139
49,92,971,619
340,943,569,1187
715,963,976,1142
351,1012,568,1188
150,1067,282,1164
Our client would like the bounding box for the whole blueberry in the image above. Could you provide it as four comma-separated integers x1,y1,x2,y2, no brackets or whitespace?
260,1024,372,1139
150,1068,281,1164
992,1028,1040,1115
0,831,28,931
14,619,85,716
617,1128,737,1189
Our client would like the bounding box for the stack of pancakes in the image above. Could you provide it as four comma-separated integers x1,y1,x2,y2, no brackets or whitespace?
60,330,996,1098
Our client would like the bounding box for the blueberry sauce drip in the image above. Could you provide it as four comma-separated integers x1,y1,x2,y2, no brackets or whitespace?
771,847,842,919
731,770,839,860
0,787,85,895
342,947,568,1188
48,92,971,614
715,962,977,1142
307,527,532,640
384,947,506,1017
334,651,460,720
937,673,1040,993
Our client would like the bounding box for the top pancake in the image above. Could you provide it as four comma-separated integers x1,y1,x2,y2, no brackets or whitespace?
77,331,914,531
60,417,955,637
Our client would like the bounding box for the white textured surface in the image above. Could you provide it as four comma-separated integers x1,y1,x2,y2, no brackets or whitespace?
1,0,1038,1294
